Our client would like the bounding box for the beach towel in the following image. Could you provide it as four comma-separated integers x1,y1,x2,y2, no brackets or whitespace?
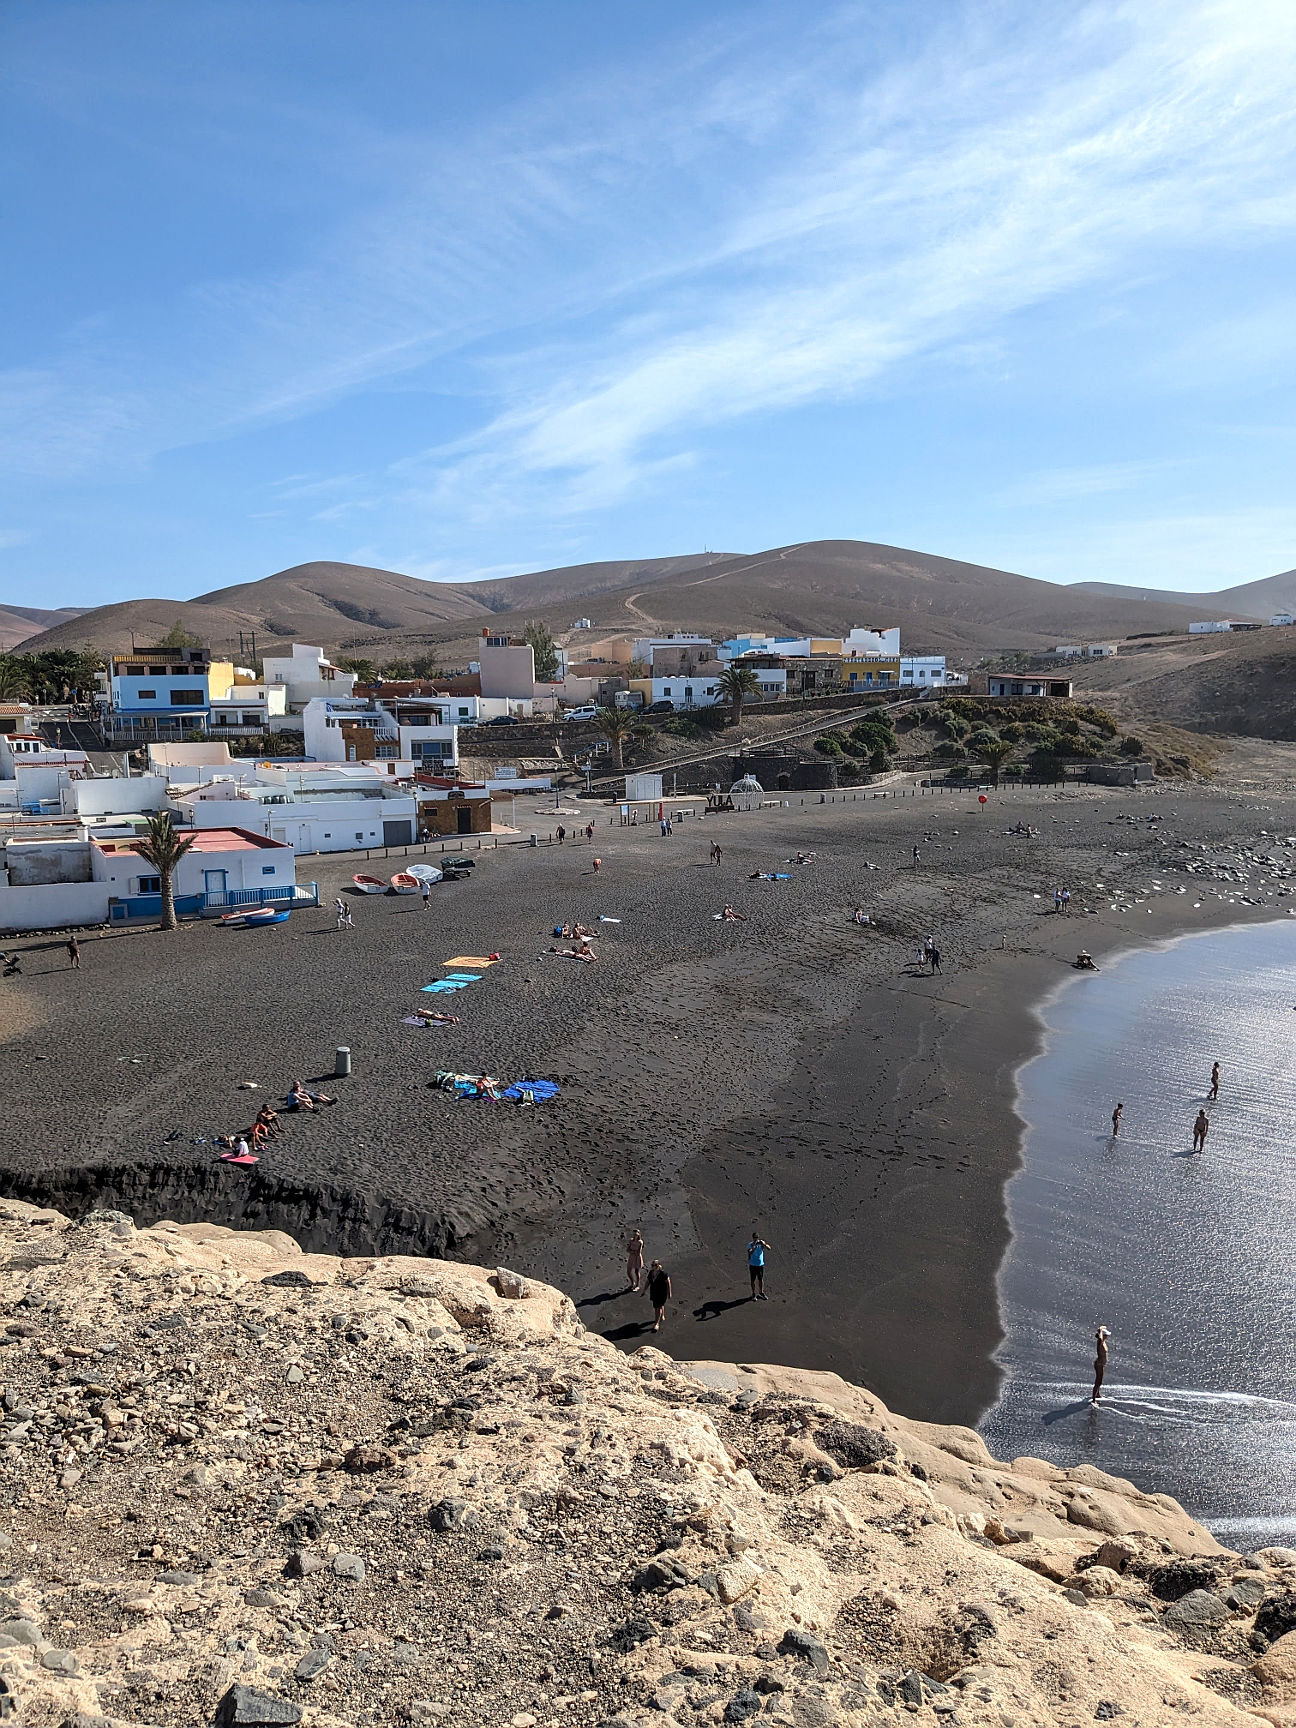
422,978,475,994
501,1079,560,1103
598,916,621,923
444,955,499,968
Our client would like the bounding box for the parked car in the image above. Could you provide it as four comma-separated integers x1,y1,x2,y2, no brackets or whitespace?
485,715,519,726
563,706,599,722
644,700,675,714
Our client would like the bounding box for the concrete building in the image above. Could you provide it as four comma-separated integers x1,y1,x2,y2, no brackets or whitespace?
413,775,492,837
93,826,297,920
1189,620,1235,635
631,633,712,666
842,658,901,692
301,698,458,772
208,682,288,733
899,656,952,687
0,735,92,812
261,643,357,710
172,771,417,854
843,626,902,658
1044,643,1117,660
987,676,1074,699
477,631,537,700
104,647,234,734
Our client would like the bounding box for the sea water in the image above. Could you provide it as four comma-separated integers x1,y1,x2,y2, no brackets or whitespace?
979,920,1296,1550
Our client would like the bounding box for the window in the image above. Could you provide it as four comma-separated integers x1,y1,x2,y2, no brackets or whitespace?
137,875,161,894
170,688,205,706
261,865,276,875
137,689,156,700
375,744,399,759
149,665,166,676
662,685,672,696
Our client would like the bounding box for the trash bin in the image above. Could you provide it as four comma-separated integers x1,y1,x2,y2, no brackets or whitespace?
334,1046,351,1078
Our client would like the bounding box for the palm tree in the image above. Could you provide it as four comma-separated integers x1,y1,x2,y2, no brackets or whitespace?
594,705,637,771
133,812,197,931
716,661,761,727
973,736,1014,786
0,659,30,702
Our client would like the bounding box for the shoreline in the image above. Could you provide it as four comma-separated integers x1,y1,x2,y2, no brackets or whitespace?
1,785,1293,1432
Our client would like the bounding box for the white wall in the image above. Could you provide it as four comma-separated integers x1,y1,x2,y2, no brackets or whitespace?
173,793,414,856
0,881,111,931
66,776,167,817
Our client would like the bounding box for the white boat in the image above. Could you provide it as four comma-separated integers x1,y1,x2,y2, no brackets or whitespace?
352,874,388,893
390,871,420,894
407,863,443,885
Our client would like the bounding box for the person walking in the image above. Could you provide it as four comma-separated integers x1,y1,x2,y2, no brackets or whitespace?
747,1233,769,1300
929,944,942,974
585,822,595,843
713,843,722,866
420,880,431,911
1054,887,1063,914
1091,1325,1111,1404
556,825,566,844
1209,1061,1220,1101
66,933,80,970
1111,1101,1123,1137
1061,887,1071,914
592,856,602,874
646,1259,671,1332
625,1229,645,1292
335,897,348,930
911,845,921,867
1192,1109,1210,1153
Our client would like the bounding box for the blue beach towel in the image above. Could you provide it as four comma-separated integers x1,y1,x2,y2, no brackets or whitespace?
501,1079,561,1103
422,978,475,994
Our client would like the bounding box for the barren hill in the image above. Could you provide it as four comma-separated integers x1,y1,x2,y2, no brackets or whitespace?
13,541,1208,661
1,1197,1283,1728
0,604,86,653
1072,566,1296,619
1067,626,1296,740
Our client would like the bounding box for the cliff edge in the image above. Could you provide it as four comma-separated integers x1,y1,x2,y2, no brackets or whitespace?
1,1202,1293,1727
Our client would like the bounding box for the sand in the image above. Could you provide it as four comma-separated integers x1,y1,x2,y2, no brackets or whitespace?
2,780,1293,1430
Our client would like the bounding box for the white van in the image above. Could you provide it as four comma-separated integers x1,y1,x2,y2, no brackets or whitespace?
564,706,599,722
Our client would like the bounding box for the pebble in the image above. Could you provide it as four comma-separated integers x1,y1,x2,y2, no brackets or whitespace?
331,1553,366,1581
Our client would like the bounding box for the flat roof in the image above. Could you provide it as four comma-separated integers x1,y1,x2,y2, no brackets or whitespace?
95,826,288,855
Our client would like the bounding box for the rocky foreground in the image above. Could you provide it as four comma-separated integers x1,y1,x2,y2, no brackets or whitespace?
3,1206,1296,1728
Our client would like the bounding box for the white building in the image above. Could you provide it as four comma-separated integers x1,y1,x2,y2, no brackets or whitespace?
172,771,417,854
1044,643,1118,660
649,665,786,709
0,735,91,812
301,698,458,771
1189,620,1234,634
261,644,357,710
207,681,288,732
899,656,951,687
843,626,902,658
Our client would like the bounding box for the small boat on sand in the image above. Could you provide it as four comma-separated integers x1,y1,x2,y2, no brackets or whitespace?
390,871,420,894
218,905,288,927
408,862,442,885
353,873,388,893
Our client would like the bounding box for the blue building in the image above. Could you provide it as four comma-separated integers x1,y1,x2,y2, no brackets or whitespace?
104,646,229,736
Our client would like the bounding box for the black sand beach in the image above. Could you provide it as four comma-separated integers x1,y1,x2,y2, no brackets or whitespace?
2,781,1291,1426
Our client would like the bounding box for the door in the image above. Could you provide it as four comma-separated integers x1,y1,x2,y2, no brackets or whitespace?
382,819,413,845
456,807,473,835
203,868,228,900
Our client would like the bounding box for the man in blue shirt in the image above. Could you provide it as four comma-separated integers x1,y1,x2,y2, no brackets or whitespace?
747,1233,770,1300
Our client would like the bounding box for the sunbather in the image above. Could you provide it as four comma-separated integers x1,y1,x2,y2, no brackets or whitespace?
720,905,747,921
288,1078,336,1110
417,1010,461,1024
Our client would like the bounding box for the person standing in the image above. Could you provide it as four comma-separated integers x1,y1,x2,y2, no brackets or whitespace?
66,933,80,970
592,855,602,874
912,845,921,867
585,822,595,843
1054,887,1063,914
1209,1061,1220,1101
929,944,942,974
1091,1325,1111,1404
747,1233,770,1300
1061,887,1071,914
420,880,431,911
1111,1101,1123,1137
1192,1109,1210,1153
625,1229,645,1292
646,1260,671,1332
556,825,566,844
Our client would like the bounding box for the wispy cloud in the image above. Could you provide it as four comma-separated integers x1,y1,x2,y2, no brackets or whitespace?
993,461,1189,506
5,0,1296,557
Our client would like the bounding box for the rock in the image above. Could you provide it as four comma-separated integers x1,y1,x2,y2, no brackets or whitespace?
1162,1589,1230,1631
1225,1576,1268,1611
245,1588,280,1608
1094,1705,1125,1721
344,1444,394,1473
631,1559,687,1593
1147,1559,1223,1601
1257,1595,1296,1650
213,1684,304,1726
428,1497,468,1533
261,1271,315,1288
159,1570,202,1586
1092,1540,1136,1573
1062,1588,1090,1607
491,1268,530,1300
898,1670,949,1706
287,1550,325,1577
813,1421,897,1470
294,1647,333,1681
606,1617,655,1653
331,1553,366,1581
733,1603,767,1632
1073,1566,1123,1598
1254,1630,1296,1689
40,1648,79,1673
715,1558,760,1604
0,1618,45,1646
777,1628,829,1674
723,1688,763,1723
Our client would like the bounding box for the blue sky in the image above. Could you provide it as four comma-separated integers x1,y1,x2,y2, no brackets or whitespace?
3,0,1296,608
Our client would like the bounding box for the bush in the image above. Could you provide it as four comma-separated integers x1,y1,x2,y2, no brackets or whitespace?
948,763,970,778
814,735,844,756
869,746,890,774
967,727,1001,749
933,740,966,759
999,722,1025,742
1120,734,1144,756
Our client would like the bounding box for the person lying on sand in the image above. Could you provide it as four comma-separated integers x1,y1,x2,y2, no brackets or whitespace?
416,1010,462,1024
548,946,598,962
851,907,870,925
720,905,747,921
1073,952,1099,970
474,1073,501,1100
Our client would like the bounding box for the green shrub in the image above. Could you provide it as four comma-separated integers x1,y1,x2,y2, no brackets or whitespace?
948,763,970,778
933,740,966,759
1120,734,1144,756
814,735,844,756
967,727,1001,749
